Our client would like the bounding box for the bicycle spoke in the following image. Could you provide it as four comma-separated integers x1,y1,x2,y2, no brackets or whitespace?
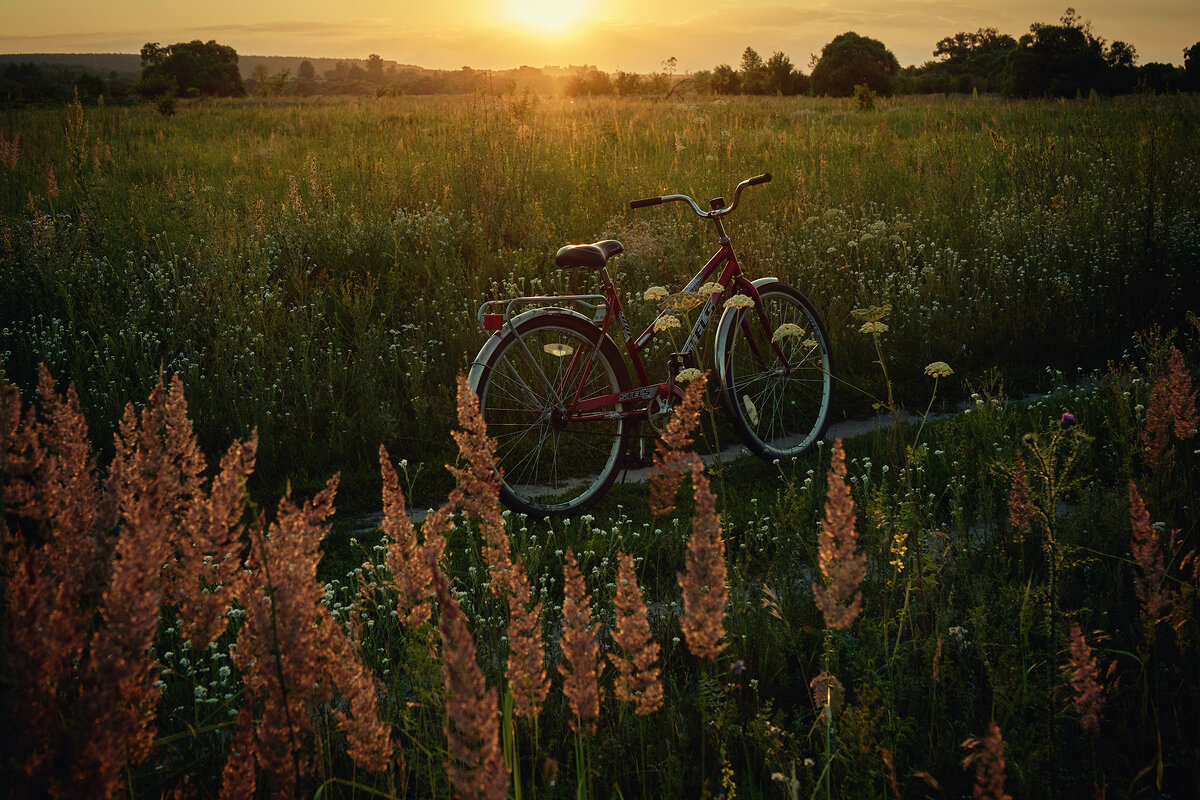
476,315,627,514
721,284,832,458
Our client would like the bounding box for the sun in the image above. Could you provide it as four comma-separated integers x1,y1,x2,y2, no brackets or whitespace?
507,0,588,33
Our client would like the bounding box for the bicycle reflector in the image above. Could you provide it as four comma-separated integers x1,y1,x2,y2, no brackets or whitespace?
544,343,574,357
483,313,503,331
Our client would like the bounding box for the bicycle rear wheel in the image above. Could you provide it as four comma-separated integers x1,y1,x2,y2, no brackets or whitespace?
471,311,631,516
716,280,832,460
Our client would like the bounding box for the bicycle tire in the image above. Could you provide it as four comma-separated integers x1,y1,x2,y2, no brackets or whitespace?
471,310,632,516
715,279,833,460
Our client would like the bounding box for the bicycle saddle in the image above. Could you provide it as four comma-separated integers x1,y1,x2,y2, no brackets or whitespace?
554,239,624,269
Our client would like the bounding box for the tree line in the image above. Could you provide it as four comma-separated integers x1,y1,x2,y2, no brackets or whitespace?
2,8,1199,107
595,10,1199,99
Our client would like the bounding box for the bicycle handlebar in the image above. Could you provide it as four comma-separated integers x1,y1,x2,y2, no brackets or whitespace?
629,173,771,217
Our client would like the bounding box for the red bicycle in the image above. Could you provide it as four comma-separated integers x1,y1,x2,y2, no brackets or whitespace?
468,173,833,516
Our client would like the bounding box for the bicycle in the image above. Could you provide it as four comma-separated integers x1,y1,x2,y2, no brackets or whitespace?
468,173,833,516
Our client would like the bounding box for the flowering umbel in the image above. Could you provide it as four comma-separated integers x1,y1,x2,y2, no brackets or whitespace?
678,462,728,659
812,440,866,630
559,549,602,734
610,552,663,714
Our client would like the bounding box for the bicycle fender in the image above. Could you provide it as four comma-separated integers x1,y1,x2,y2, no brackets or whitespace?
466,307,598,396
712,277,781,393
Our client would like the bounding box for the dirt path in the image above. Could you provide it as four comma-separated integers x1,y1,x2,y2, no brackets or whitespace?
344,407,962,532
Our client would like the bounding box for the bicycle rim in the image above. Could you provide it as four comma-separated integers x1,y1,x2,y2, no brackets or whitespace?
477,316,625,515
720,284,832,459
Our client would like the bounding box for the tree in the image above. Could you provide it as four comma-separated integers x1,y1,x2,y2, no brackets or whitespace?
811,32,900,96
929,27,1017,92
1136,62,1185,93
710,63,740,95
565,67,613,96
1006,9,1110,97
764,51,807,95
366,54,385,84
299,60,316,81
139,40,245,97
614,70,644,96
739,47,768,94
1186,42,1200,90
251,65,290,97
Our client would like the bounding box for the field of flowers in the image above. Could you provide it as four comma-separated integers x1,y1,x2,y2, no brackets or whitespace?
1,92,1199,798
1,92,1197,502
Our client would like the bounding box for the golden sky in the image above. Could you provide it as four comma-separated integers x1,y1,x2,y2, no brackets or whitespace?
2,1,1196,71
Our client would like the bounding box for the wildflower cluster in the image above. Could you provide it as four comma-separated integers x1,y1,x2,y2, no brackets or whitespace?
813,440,866,630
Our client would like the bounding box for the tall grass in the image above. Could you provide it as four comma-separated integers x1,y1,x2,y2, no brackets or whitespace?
1,93,1197,501
3,318,1199,797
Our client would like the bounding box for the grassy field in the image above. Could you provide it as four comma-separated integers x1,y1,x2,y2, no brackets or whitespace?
1,92,1197,503
1,92,1199,798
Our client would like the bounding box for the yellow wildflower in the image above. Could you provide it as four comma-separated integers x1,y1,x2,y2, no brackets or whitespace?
802,338,819,349
771,322,805,342
644,286,669,302
654,315,682,332
859,321,889,335
698,281,723,296
664,292,706,313
676,367,703,383
851,304,891,323
724,294,754,309
924,361,953,378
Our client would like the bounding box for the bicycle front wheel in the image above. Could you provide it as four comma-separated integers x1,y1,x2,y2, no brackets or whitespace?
472,311,631,516
716,280,833,460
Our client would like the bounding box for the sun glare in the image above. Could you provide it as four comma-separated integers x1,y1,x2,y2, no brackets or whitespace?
508,0,588,33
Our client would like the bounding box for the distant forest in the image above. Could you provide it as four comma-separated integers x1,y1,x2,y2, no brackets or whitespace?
2,8,1198,107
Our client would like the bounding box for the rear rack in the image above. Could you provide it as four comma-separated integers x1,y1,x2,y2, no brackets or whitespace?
476,294,609,334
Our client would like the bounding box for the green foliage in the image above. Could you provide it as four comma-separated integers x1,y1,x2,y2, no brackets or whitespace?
739,47,768,95
851,83,876,111
140,40,246,98
1186,41,1200,89
812,32,900,97
710,64,740,95
1,94,1199,508
1006,8,1141,97
923,27,1017,94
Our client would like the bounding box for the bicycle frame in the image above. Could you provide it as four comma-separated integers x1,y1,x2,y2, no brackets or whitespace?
559,237,794,426
474,172,797,430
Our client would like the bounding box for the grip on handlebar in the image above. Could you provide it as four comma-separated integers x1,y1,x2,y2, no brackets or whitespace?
629,197,664,209
748,173,772,186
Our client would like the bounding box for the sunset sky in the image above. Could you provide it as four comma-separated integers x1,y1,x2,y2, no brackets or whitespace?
2,1,1197,72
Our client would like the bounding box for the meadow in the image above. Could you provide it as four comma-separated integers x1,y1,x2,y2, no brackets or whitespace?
2,92,1197,502
1,92,1199,798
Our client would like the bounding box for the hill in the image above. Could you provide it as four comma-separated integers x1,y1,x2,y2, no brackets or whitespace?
0,52,140,75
